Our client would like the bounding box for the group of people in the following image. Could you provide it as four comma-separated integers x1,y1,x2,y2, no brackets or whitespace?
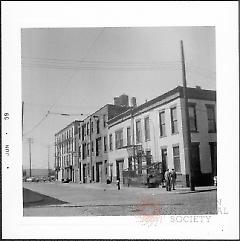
164,168,177,191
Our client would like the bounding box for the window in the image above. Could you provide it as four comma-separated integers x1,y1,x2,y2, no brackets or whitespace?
96,119,100,134
104,136,107,152
115,129,123,149
96,137,101,156
173,146,181,172
87,143,90,156
136,120,142,143
78,127,81,139
91,141,94,153
127,127,131,146
109,134,113,151
82,143,87,159
103,114,107,128
128,157,132,170
90,121,93,133
206,104,216,133
87,123,89,135
78,146,81,159
171,107,178,134
159,111,166,137
189,104,197,132
81,125,85,141
144,117,150,141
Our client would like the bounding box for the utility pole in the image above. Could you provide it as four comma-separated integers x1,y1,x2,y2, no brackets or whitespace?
22,101,24,138
27,138,33,177
47,145,50,177
180,40,195,191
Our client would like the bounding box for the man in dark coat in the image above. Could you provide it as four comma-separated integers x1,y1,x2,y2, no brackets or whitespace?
170,169,177,190
164,169,171,191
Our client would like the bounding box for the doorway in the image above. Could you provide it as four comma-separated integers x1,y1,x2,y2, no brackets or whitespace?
83,164,87,183
96,162,102,182
190,142,202,186
116,159,124,183
161,148,168,174
209,142,217,177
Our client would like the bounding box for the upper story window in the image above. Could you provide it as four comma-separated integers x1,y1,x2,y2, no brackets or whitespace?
87,123,89,136
82,143,87,159
115,129,123,149
109,134,113,151
136,120,142,144
96,137,101,156
78,127,81,139
127,127,131,146
96,119,100,134
103,114,107,128
90,121,93,133
159,111,166,137
81,125,85,141
91,141,94,153
206,104,216,133
144,117,150,141
170,107,178,134
189,103,198,132
87,143,90,156
104,136,107,152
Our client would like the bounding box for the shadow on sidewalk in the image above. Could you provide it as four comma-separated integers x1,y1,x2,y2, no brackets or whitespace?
178,188,217,195
23,188,68,208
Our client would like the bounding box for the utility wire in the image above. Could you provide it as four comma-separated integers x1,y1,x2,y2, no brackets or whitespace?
23,28,105,137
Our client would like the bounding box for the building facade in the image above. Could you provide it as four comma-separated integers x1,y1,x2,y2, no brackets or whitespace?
55,120,82,182
108,86,216,187
74,104,130,184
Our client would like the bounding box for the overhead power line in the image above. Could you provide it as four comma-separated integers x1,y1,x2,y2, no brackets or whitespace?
23,28,105,137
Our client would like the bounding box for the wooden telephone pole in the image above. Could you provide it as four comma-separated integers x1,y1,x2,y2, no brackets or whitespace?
27,138,33,177
180,40,195,191
47,145,50,177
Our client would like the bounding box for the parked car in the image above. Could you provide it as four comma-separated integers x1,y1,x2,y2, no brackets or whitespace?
62,178,71,183
26,177,34,182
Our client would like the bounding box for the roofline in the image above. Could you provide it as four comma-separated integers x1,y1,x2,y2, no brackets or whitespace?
55,120,82,136
108,86,216,126
81,103,130,123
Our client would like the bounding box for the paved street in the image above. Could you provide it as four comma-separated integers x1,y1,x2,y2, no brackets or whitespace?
23,182,217,216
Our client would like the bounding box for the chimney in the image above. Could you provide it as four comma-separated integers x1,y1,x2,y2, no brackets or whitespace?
195,85,202,89
114,94,129,107
131,97,137,107
114,97,120,106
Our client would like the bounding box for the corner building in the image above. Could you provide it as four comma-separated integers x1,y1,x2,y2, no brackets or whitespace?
108,86,216,187
55,120,82,182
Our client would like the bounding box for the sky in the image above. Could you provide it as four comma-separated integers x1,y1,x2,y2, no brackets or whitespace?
21,27,216,169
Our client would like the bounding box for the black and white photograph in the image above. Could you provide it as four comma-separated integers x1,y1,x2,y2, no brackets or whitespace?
2,2,239,240
21,26,217,217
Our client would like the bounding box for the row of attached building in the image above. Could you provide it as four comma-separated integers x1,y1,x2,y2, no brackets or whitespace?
54,86,216,187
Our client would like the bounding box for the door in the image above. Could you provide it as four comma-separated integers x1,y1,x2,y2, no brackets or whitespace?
83,164,86,183
190,143,202,186
79,162,81,182
96,162,102,182
161,148,167,175
209,142,217,177
116,160,124,183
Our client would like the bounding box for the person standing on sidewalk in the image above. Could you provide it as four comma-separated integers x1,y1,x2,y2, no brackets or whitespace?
164,169,171,191
170,169,177,190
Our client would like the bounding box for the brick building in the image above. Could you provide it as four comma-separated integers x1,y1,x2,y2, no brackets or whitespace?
74,104,130,183
55,120,82,181
108,86,216,187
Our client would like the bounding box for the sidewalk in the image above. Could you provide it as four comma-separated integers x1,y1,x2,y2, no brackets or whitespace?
58,181,217,193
